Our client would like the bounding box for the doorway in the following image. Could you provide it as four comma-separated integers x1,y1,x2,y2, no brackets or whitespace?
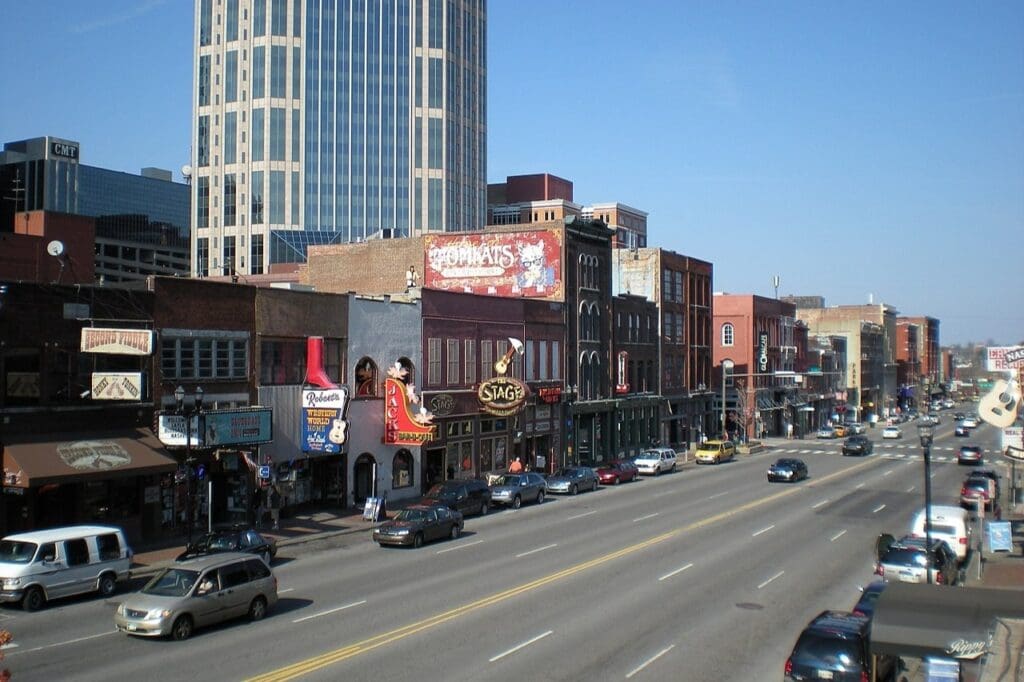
353,454,376,504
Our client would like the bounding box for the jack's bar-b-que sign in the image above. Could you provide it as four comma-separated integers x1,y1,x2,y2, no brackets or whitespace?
478,377,529,416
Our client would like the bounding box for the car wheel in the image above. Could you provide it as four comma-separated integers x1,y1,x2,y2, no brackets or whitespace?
654,467,660,476
248,596,268,621
412,533,424,549
613,476,620,485
171,615,194,641
512,495,522,509
570,484,578,496
537,490,545,505
715,456,720,465
479,501,488,516
450,524,461,540
98,572,117,598
261,550,272,565
22,586,44,612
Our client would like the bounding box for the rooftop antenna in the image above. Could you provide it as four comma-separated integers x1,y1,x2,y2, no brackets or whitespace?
773,275,780,299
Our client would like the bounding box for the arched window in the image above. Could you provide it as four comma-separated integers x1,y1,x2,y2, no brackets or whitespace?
396,357,415,385
721,323,735,347
392,450,414,489
354,357,379,396
590,302,600,341
579,302,591,341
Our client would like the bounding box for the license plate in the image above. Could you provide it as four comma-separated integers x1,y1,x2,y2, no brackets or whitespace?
899,571,917,583
126,624,137,631
817,671,834,679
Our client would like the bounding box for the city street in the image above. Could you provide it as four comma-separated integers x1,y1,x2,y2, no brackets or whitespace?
1,418,1006,681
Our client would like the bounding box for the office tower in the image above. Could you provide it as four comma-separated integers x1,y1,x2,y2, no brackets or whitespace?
192,0,487,277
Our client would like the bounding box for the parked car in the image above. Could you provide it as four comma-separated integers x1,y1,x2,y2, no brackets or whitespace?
957,445,983,466
874,535,959,586
767,458,808,483
785,610,896,682
372,504,464,548
851,581,887,620
960,473,1000,513
910,505,972,562
635,447,679,474
967,469,1001,502
841,435,874,456
545,467,599,495
694,440,736,465
489,473,547,509
815,426,837,439
422,479,492,517
881,426,903,439
595,460,639,485
176,526,277,565
0,525,133,611
114,553,278,640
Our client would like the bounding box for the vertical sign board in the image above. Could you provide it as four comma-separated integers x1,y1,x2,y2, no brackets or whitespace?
301,387,350,454
757,333,769,372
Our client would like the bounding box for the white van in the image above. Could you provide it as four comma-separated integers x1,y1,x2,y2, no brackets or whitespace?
910,506,972,562
0,525,133,611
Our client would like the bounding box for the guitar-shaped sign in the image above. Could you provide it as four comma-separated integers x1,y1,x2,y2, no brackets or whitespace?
978,374,1021,428
329,418,348,445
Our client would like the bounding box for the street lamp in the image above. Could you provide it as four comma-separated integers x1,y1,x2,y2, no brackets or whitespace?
916,421,935,584
721,360,734,440
174,385,204,545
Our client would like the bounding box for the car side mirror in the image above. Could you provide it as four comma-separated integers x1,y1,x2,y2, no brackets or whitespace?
42,554,55,563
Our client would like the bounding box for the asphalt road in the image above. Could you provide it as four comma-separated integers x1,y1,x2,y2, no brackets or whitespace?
1,413,1006,682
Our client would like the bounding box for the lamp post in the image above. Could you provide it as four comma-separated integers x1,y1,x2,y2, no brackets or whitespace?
174,385,204,545
721,360,734,440
917,422,935,584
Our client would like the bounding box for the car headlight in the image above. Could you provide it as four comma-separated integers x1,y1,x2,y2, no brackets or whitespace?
3,578,21,589
395,529,410,536
116,603,125,615
147,608,172,620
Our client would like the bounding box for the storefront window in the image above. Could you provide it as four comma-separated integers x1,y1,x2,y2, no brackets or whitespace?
83,479,139,522
392,450,413,488
447,441,472,479
479,439,493,472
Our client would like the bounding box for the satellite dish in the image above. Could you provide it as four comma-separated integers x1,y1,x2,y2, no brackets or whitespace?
181,164,193,179
46,240,65,257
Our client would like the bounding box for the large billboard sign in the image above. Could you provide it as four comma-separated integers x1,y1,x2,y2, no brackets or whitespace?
424,230,564,301
986,346,1024,371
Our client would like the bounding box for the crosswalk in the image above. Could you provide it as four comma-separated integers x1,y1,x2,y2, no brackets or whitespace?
769,445,965,464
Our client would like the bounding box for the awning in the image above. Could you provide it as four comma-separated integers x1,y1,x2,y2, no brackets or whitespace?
871,583,1024,661
3,428,178,488
756,396,786,411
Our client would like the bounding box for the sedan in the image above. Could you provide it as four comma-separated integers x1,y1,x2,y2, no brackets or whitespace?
844,422,866,435
841,435,874,456
546,467,599,495
595,460,639,485
176,526,277,565
489,473,547,509
816,426,837,439
882,426,903,439
372,504,464,548
957,446,983,466
954,423,971,437
961,416,979,428
766,458,808,483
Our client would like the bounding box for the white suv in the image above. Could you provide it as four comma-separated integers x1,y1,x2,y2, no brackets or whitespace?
634,448,677,475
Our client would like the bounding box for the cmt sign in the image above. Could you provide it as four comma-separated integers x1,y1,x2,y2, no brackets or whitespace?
50,141,79,161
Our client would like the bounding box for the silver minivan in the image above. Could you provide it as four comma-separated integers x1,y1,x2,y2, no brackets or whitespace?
115,552,278,640
0,525,132,611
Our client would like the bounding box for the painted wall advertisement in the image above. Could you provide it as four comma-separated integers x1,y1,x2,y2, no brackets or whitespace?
424,230,564,301
301,387,350,454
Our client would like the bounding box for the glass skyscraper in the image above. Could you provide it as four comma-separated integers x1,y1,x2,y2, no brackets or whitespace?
191,0,487,277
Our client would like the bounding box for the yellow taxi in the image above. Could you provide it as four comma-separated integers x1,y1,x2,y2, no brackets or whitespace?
832,424,848,438
695,439,737,465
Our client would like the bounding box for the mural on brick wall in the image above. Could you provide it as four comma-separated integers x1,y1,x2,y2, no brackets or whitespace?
424,230,564,301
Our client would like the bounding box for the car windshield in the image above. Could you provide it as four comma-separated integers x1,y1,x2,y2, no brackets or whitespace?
394,509,427,522
494,475,522,486
0,541,38,564
883,548,930,567
791,633,863,671
425,484,453,497
206,534,240,551
554,469,579,477
143,568,201,597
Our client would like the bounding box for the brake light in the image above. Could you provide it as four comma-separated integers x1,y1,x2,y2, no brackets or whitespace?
874,564,883,577
959,537,967,546
936,571,944,585
784,658,793,676
861,672,869,682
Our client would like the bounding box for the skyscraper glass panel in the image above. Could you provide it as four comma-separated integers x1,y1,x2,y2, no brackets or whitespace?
226,0,239,41
270,170,285,223
270,108,285,161
225,112,237,164
271,0,287,36
251,170,264,224
253,0,266,37
224,173,237,226
225,50,238,103
252,46,266,99
271,46,286,98
251,108,265,161
199,0,212,46
197,115,210,167
198,55,211,106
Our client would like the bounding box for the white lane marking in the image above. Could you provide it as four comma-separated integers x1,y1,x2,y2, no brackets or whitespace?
752,525,775,537
0,643,17,650
906,486,916,493
830,530,847,542
279,587,295,594
626,644,675,679
658,563,694,582
292,600,367,623
633,513,660,523
436,539,484,554
653,491,675,498
758,571,785,589
707,491,729,500
516,543,557,558
873,504,886,513
489,630,553,662
855,483,865,489
5,630,116,656
812,499,830,509
883,469,894,477
567,510,598,520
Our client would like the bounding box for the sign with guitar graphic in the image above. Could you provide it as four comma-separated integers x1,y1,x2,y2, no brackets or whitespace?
978,372,1021,429
301,387,351,454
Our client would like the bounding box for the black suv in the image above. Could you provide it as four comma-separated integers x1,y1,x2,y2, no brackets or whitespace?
841,435,873,456
422,479,492,517
786,610,895,682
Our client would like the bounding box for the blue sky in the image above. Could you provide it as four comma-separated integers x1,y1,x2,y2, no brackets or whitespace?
2,1,1021,346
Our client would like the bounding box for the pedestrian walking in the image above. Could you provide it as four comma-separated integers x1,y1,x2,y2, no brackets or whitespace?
269,486,282,530
508,456,524,474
